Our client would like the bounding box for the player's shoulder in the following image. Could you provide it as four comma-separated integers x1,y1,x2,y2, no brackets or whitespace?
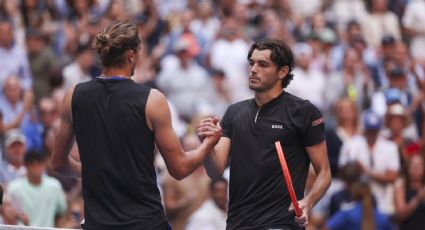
230,98,252,109
283,91,318,113
148,88,166,102
228,99,250,112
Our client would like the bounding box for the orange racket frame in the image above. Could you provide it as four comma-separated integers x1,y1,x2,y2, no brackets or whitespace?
275,141,303,217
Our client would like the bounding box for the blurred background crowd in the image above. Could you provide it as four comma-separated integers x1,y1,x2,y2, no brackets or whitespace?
0,0,424,229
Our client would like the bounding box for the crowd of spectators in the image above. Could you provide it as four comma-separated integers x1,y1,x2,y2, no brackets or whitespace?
0,0,425,229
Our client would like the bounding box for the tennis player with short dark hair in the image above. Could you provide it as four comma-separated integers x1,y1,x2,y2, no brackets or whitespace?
198,39,331,230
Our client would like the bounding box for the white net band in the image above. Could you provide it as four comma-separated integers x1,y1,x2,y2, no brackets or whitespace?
0,225,79,230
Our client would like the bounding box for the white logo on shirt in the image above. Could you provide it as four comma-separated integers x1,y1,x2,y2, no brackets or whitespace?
272,125,283,129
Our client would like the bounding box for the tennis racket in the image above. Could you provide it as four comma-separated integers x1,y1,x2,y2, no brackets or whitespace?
275,141,303,217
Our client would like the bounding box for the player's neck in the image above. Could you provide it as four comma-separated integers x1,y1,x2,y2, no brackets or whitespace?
101,67,131,78
254,87,283,106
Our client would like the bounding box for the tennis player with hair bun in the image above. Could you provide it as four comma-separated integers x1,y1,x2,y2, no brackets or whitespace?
198,39,331,230
51,21,221,230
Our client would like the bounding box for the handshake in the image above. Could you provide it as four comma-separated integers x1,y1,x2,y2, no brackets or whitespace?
197,117,222,147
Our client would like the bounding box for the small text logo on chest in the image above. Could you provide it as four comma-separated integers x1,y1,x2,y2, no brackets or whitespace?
272,125,283,129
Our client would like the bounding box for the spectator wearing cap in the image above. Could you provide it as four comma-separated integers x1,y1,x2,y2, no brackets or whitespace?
317,28,340,74
286,42,326,111
6,151,67,227
370,35,396,88
157,38,215,122
0,129,27,185
383,103,418,165
392,42,425,96
381,35,396,60
372,68,412,117
339,110,400,215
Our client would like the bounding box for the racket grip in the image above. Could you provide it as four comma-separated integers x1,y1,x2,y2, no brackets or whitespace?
294,204,303,217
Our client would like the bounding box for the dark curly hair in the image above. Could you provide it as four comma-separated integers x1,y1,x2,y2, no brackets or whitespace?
247,39,295,88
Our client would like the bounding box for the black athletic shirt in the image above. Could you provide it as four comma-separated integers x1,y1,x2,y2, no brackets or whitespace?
221,91,325,230
72,77,168,230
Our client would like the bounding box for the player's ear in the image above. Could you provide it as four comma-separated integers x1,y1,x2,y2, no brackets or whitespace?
278,66,289,80
128,50,135,64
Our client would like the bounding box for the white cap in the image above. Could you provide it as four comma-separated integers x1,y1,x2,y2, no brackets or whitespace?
4,129,26,147
292,42,313,58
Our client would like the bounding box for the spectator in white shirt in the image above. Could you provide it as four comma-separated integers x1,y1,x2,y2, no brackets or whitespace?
361,0,401,47
0,129,27,185
0,20,32,90
0,76,33,133
157,38,215,121
61,44,94,91
402,0,425,63
209,17,252,102
186,177,228,230
286,42,326,111
339,110,400,215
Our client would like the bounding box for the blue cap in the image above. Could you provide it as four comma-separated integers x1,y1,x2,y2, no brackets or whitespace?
363,110,382,130
384,88,401,104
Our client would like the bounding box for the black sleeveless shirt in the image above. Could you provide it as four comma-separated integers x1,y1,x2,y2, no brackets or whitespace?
72,77,167,230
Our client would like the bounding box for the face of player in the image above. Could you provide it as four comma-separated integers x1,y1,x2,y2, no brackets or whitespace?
248,49,285,92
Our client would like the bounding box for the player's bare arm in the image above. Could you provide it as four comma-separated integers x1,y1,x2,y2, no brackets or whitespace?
51,86,82,178
147,89,221,180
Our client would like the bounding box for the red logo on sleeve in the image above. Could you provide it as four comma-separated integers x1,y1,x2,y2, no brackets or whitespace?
312,117,324,126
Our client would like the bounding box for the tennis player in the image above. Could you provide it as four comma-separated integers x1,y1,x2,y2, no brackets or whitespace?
51,21,221,230
198,39,331,230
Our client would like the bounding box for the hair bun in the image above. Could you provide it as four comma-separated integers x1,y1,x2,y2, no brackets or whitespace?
97,34,110,45
94,33,112,58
